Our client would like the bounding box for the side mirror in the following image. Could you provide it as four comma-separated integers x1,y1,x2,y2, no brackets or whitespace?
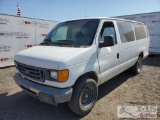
99,36,114,48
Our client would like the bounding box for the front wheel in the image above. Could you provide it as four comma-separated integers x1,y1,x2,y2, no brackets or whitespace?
68,77,98,116
131,56,143,74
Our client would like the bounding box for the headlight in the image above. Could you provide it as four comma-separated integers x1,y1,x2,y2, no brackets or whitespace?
50,70,69,82
50,70,58,80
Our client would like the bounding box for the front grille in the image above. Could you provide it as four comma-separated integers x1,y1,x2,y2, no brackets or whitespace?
16,62,45,82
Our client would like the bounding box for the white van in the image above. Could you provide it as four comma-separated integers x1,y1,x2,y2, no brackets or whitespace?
14,18,150,115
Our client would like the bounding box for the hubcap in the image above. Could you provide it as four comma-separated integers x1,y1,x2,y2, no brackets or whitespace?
81,87,93,106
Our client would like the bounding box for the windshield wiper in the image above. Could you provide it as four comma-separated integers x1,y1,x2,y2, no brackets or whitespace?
70,44,81,47
40,40,89,47
51,42,68,45
58,40,74,42
71,44,90,48
40,41,51,45
40,41,69,46
56,40,80,47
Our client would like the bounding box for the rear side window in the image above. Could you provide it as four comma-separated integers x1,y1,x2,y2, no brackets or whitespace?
117,22,135,43
133,24,146,40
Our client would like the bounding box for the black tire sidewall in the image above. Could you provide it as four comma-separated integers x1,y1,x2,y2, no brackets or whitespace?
131,56,143,74
68,77,98,115
78,80,98,112
136,56,143,73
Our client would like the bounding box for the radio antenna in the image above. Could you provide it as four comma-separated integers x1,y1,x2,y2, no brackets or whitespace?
85,7,87,18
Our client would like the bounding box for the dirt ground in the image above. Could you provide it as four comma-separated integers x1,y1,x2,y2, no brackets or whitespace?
0,56,160,120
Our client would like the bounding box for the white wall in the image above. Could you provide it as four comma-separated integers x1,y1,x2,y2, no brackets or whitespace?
0,14,58,67
116,12,160,54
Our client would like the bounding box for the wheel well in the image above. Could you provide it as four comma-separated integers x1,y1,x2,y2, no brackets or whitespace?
76,71,98,83
139,52,144,58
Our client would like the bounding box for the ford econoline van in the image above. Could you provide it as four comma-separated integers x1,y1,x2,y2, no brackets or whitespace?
14,18,150,115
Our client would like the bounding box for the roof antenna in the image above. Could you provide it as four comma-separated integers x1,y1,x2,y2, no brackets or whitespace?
85,7,87,18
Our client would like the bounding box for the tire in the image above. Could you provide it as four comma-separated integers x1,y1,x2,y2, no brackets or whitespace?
131,56,143,74
68,77,98,116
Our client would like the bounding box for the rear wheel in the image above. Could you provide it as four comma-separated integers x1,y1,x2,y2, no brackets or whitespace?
68,77,98,116
131,56,143,74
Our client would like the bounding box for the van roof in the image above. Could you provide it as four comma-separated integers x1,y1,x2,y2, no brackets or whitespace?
65,17,144,24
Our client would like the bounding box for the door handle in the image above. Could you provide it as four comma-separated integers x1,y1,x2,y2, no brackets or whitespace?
117,53,119,59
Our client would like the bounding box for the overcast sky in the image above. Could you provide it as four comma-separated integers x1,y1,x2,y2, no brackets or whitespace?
0,0,160,21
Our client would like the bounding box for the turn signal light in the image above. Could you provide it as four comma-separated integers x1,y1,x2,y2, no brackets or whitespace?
58,70,69,82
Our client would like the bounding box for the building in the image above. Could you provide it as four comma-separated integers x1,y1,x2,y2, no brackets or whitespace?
116,12,160,54
0,14,58,67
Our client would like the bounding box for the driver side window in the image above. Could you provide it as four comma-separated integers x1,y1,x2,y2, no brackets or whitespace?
100,22,117,45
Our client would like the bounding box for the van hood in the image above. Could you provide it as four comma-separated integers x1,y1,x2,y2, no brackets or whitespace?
15,46,84,69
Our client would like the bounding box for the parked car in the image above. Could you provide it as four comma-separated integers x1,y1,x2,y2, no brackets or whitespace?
14,18,150,115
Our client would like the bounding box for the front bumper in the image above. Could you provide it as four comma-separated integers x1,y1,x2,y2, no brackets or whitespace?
14,73,73,105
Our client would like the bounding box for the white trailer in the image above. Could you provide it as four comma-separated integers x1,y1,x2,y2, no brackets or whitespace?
0,14,58,67
115,12,160,54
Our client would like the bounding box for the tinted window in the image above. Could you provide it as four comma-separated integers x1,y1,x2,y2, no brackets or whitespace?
133,24,146,40
100,22,117,45
51,26,68,41
117,22,135,43
44,19,100,46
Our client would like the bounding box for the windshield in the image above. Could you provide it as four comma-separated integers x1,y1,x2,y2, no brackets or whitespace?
41,19,100,47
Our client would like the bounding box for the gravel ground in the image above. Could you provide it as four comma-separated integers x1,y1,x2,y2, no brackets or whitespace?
0,56,160,120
